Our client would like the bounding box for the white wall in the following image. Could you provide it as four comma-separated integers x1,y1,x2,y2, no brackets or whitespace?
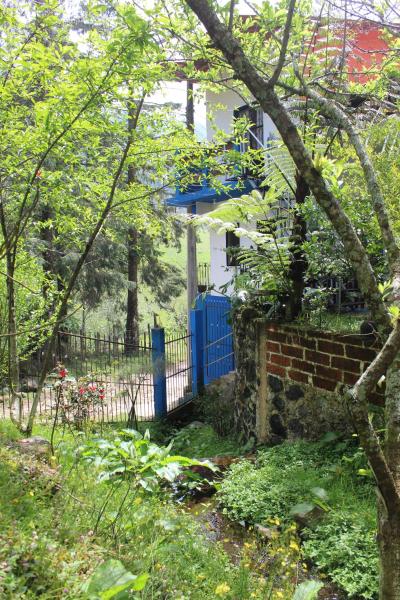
206,89,277,142
206,89,243,141
210,229,234,292
263,112,277,143
203,90,279,295
208,220,256,294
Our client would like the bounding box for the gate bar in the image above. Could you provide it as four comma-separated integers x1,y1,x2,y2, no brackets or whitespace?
151,327,167,417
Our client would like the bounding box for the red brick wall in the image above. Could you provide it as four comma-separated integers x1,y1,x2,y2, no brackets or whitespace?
264,321,384,405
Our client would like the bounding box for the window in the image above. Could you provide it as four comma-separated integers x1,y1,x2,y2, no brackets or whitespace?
275,193,294,236
234,104,264,179
226,228,240,266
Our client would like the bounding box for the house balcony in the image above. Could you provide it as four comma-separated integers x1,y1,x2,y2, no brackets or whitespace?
165,148,258,209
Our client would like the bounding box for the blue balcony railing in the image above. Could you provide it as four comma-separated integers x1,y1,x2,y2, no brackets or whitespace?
166,146,257,208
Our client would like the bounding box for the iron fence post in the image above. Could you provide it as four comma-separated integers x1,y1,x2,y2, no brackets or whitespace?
151,327,167,417
190,308,204,396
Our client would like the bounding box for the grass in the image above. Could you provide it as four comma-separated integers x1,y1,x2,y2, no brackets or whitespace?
166,423,246,459
1,419,375,598
0,420,294,599
303,311,366,333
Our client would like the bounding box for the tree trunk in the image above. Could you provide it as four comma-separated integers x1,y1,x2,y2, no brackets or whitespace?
378,506,400,599
186,81,198,313
286,172,309,320
26,128,138,435
185,0,390,332
0,200,20,423
380,357,400,599
6,251,21,425
125,226,139,352
124,94,140,354
183,5,400,598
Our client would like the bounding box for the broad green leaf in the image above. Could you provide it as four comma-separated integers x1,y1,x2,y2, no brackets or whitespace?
87,559,148,599
290,502,315,517
292,580,323,600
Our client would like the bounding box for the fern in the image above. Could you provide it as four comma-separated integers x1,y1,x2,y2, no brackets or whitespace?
193,189,291,296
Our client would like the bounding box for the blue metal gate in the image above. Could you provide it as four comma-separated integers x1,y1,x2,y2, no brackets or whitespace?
194,294,234,386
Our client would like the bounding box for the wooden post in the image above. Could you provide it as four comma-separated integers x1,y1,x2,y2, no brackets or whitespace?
186,80,198,313
187,204,198,310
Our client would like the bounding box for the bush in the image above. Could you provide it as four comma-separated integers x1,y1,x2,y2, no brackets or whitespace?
218,439,349,524
218,452,324,524
218,438,378,599
171,424,243,459
303,514,378,599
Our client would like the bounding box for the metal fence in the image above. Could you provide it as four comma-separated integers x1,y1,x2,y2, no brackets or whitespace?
59,331,155,422
165,331,193,412
0,328,193,425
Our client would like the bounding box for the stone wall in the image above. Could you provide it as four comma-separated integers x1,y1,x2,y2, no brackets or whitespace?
233,307,262,442
233,315,384,443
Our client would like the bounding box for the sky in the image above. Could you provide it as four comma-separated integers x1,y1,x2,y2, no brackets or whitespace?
143,1,256,137
64,0,224,138
148,82,207,139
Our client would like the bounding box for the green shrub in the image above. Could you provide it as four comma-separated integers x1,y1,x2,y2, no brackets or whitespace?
218,455,323,524
217,439,349,524
218,438,378,599
303,514,378,599
0,423,271,599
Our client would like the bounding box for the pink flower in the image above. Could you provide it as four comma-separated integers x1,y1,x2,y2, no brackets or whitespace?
87,383,97,392
78,387,85,395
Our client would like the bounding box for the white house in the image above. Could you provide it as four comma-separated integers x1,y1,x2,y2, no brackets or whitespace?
165,19,389,299
167,86,278,294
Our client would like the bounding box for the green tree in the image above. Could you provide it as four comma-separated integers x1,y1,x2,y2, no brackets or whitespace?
0,0,189,431
160,1,400,596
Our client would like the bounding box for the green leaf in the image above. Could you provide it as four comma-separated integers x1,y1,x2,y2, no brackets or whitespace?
358,468,373,478
311,487,328,501
86,559,148,599
292,580,324,600
389,305,400,323
290,502,315,517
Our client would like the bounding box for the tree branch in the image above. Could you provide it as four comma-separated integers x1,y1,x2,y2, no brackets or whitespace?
0,45,130,262
228,0,236,31
347,388,400,514
354,321,400,402
266,0,296,88
299,83,400,272
346,321,400,513
24,96,145,434
184,0,390,331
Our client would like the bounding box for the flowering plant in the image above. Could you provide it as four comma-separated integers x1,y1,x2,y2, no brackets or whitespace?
52,364,106,428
